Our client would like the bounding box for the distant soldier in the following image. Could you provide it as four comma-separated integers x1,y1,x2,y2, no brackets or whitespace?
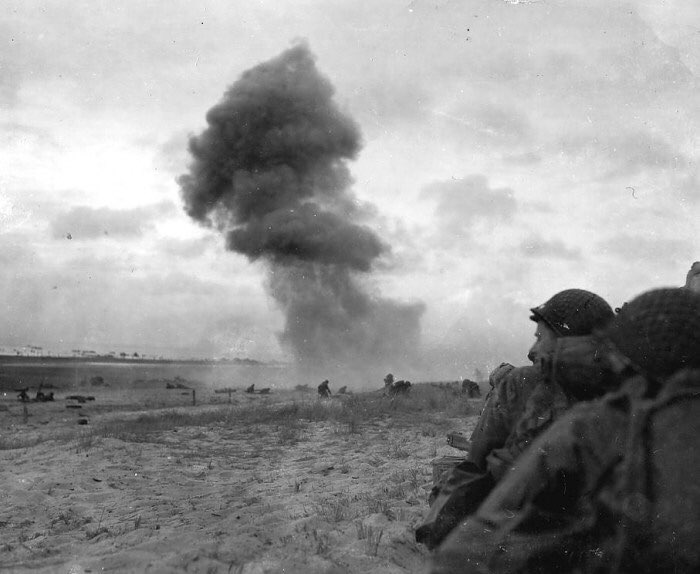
461,379,481,398
317,379,331,398
685,260,700,292
383,373,395,389
17,388,29,402
417,288,615,549
431,287,700,573
388,380,412,397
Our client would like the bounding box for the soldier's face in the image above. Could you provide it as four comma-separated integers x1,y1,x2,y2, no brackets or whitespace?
528,321,557,364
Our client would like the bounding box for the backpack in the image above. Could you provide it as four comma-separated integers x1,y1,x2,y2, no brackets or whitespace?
612,369,700,572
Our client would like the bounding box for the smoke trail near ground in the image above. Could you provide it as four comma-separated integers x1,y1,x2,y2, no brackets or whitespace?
179,42,423,380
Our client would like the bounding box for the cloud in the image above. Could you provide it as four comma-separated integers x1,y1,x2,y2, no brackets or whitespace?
0,68,19,107
492,4,694,93
0,122,59,148
417,175,519,256
354,75,434,130
554,129,698,209
675,170,700,204
598,131,691,179
520,234,582,260
561,130,687,180
520,200,554,214
0,232,32,265
3,0,699,374
3,3,210,113
0,20,23,108
598,233,694,267
442,101,532,147
637,0,700,77
605,133,682,178
502,151,541,166
591,34,694,90
160,237,211,260
156,130,192,177
50,202,176,240
424,175,517,227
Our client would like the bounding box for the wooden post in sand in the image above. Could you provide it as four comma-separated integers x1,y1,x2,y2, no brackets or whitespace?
23,403,29,424
192,389,196,406
228,389,232,404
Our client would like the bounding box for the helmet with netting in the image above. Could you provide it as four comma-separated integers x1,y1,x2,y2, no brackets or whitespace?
602,287,700,378
530,289,614,337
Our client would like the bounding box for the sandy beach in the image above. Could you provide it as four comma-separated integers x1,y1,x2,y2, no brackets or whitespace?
1,383,481,573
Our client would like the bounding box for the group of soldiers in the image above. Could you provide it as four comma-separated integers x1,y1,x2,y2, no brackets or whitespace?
383,373,412,397
317,380,349,397
416,261,700,573
317,375,409,398
17,387,55,402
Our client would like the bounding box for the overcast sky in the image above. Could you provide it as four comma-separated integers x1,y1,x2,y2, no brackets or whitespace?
1,0,698,379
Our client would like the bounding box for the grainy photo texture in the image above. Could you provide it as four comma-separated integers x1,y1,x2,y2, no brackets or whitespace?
1,1,698,573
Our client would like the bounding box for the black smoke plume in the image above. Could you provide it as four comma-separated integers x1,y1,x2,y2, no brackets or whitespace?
179,43,423,380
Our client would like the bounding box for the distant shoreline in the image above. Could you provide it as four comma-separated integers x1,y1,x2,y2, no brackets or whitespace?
0,354,272,367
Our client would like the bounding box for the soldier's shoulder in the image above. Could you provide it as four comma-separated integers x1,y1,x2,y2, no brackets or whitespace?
659,368,700,398
500,365,544,386
494,365,544,401
488,362,516,388
557,394,630,437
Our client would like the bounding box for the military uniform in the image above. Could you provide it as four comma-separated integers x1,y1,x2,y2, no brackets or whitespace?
431,371,700,573
431,288,700,574
317,380,331,397
483,376,571,481
431,378,645,573
471,289,615,474
469,365,545,472
484,333,619,481
418,364,582,549
417,291,615,550
481,362,515,406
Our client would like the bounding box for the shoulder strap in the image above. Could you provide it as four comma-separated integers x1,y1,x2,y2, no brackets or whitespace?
614,386,700,572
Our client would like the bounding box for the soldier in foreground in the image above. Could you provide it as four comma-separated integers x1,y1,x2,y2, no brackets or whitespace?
471,289,615,474
430,287,700,573
417,289,615,548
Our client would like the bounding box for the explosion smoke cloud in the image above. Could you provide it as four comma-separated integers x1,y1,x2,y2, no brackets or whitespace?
179,42,423,375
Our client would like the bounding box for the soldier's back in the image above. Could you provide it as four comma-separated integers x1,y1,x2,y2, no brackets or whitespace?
469,365,544,469
601,369,700,572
